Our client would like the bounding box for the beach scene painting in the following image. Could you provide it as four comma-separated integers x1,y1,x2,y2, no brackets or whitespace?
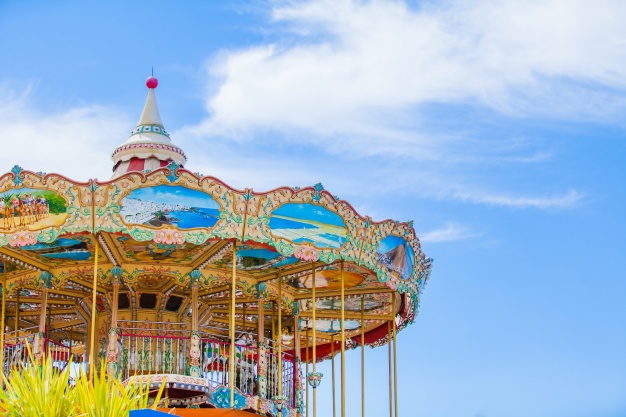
20,236,93,262
376,235,415,279
0,187,68,232
268,203,347,249
234,243,299,272
120,185,220,229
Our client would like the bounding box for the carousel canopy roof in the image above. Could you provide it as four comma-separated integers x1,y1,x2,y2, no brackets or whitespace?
0,76,432,358
112,76,187,178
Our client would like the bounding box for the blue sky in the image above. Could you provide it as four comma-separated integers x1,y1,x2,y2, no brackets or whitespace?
1,1,625,416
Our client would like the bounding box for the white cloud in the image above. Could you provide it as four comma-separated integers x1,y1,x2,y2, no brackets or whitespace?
419,222,478,243
187,0,626,148
0,84,130,182
449,189,583,209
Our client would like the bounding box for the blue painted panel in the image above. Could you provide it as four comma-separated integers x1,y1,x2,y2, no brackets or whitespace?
129,410,171,417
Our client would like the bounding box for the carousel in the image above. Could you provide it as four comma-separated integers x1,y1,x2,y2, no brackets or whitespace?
0,76,432,417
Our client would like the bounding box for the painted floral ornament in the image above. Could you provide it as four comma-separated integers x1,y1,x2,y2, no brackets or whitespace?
153,228,185,244
293,244,319,261
386,275,399,290
9,231,37,247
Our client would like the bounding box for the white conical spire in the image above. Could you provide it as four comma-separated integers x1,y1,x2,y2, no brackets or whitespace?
111,76,187,179
137,88,164,127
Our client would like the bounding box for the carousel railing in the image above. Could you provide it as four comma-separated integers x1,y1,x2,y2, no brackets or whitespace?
117,320,191,379
2,327,36,372
2,327,86,381
115,323,296,406
264,337,297,407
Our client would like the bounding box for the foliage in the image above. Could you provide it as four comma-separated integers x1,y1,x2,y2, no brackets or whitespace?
73,364,166,417
1,193,14,206
0,351,74,417
0,348,166,417
42,191,67,214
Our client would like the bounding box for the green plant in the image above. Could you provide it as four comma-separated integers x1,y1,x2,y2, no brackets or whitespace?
73,364,166,417
0,351,75,417
0,347,166,417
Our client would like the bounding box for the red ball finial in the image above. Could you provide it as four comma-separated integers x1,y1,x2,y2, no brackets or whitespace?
146,76,158,89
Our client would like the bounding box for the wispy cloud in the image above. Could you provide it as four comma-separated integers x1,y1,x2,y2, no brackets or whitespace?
187,0,626,148
177,0,619,210
419,222,478,243
450,189,584,209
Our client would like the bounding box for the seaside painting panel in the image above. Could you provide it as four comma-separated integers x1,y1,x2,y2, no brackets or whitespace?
376,235,415,279
20,235,94,262
268,203,348,249
234,243,299,272
120,185,220,230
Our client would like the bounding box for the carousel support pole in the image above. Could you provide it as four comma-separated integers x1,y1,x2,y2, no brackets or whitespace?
0,259,6,371
15,289,19,334
311,264,317,417
106,267,121,377
331,334,336,417
89,238,99,380
271,301,276,352
242,303,247,331
293,302,301,410
277,274,283,415
361,296,365,417
393,295,398,417
256,285,267,412
35,271,51,363
340,261,346,417
388,321,393,417
189,270,201,377
305,326,309,417
229,241,237,408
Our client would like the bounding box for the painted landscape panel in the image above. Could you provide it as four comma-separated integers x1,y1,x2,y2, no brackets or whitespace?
21,236,93,262
234,243,299,272
376,235,415,279
301,318,360,333
0,187,68,232
268,203,347,249
120,185,220,229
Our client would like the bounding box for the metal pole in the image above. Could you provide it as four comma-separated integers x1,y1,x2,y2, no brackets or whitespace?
0,259,6,372
361,296,365,417
230,241,237,407
312,263,317,417
331,334,336,417
15,290,19,334
278,274,283,416
272,300,276,350
388,321,393,417
89,238,99,379
393,295,398,417
305,326,309,417
340,261,346,417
